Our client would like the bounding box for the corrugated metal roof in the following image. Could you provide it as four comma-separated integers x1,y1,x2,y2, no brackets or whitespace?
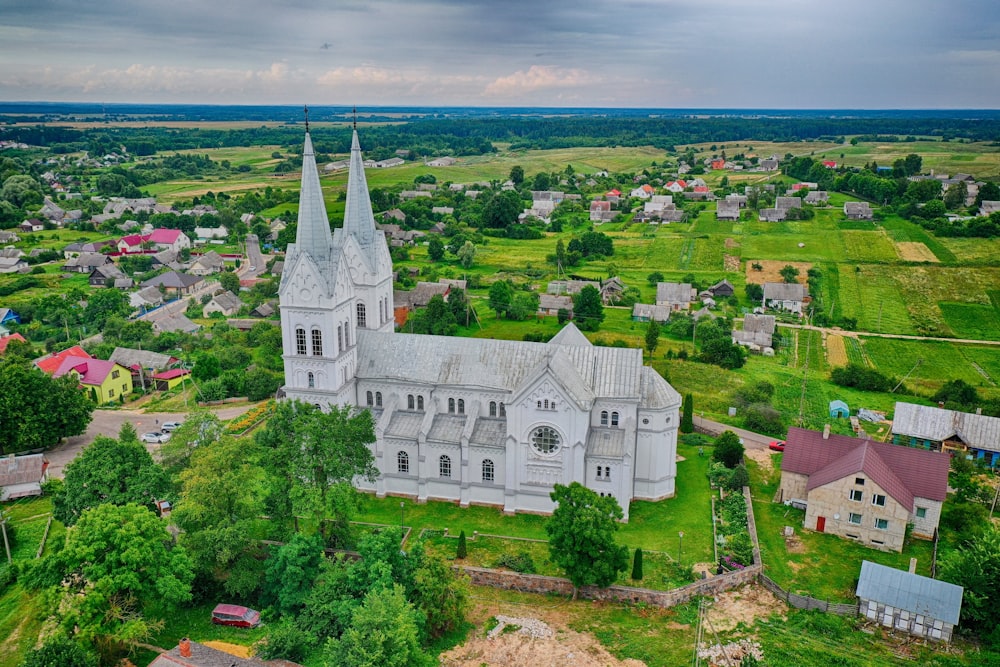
427,414,467,444
385,411,423,439
743,314,776,334
806,442,914,510
587,428,626,457
470,418,506,447
0,453,46,487
656,282,693,304
892,402,1000,453
763,282,806,301
641,366,682,410
856,561,963,625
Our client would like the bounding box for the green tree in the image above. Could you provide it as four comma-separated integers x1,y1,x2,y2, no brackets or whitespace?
712,431,745,468
488,280,512,319
940,524,1000,638
409,294,457,336
932,379,979,408
53,435,168,526
456,530,467,559
159,410,224,477
681,393,694,434
944,181,968,210
427,237,445,262
326,585,433,667
546,482,629,598
411,549,470,639
779,264,800,284
457,240,476,268
631,548,643,581
903,153,923,176
0,358,94,454
263,533,326,617
218,270,241,294
481,190,521,229
644,319,661,355
975,181,1000,208
1,174,43,207
647,271,664,286
82,289,130,330
508,165,524,185
191,351,221,381
43,503,193,653
573,285,605,332
20,635,98,667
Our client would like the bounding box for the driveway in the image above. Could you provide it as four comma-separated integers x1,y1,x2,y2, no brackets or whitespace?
46,403,256,479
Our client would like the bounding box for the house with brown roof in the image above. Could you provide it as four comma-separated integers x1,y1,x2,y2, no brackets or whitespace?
538,294,573,317
0,453,48,501
778,426,949,552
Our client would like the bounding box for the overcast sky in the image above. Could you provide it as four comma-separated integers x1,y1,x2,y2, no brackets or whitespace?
1,0,998,108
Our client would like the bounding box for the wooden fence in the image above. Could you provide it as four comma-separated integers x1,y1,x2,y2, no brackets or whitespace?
758,573,859,616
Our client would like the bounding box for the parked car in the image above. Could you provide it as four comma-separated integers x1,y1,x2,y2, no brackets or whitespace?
211,603,261,628
768,440,786,452
161,421,183,432
141,432,171,444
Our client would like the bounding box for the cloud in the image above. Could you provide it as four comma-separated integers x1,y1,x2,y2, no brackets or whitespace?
483,66,599,97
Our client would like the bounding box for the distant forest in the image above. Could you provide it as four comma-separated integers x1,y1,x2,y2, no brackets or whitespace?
3,104,1000,158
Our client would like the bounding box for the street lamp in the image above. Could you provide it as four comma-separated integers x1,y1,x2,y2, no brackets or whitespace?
678,531,684,564
400,501,405,546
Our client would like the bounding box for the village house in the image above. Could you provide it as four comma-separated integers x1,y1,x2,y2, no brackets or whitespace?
705,279,734,298
762,282,807,315
52,355,134,405
394,281,451,311
978,200,1000,216
732,313,776,352
538,294,573,317
0,453,48,502
891,401,1000,466
822,160,838,168
630,184,655,199
188,250,225,276
589,200,616,222
856,561,963,643
129,285,165,311
716,200,740,221
89,264,131,289
203,290,244,317
141,271,204,296
0,257,29,274
150,638,303,667
151,368,191,391
725,193,747,207
0,332,28,356
844,201,873,220
631,303,671,323
425,156,457,167
148,312,200,334
547,279,600,296
146,228,191,253
655,282,696,311
804,190,829,205
62,240,115,259
758,207,786,222
193,225,228,240
0,231,19,244
62,252,112,274
18,219,45,233
759,157,779,171
775,196,802,210
778,426,950,552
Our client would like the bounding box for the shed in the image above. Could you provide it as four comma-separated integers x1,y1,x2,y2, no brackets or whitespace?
856,560,963,642
0,453,48,501
829,399,850,418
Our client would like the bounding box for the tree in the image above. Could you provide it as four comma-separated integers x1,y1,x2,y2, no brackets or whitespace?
82,289,130,330
1,174,43,207
508,165,524,185
43,503,193,652
546,482,629,598
681,393,694,433
481,190,521,229
263,533,326,617
779,264,800,284
411,549,469,639
631,548,643,581
903,153,923,177
940,524,1000,638
647,271,664,286
21,635,98,667
0,358,94,454
712,431,745,468
426,237,444,262
218,270,241,294
932,379,979,408
53,434,168,526
456,530,467,559
191,351,221,381
745,283,763,302
326,585,433,667
975,181,1000,208
944,181,968,210
573,285,605,332
644,319,661,355
487,280,512,319
457,240,476,268
408,294,457,336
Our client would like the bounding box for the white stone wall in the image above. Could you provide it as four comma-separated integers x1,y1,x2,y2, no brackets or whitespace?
862,599,953,642
909,497,943,539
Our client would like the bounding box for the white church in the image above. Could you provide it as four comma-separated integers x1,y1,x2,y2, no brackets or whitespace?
278,127,682,520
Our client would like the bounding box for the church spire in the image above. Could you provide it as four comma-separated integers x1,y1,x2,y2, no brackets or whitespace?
293,123,334,264
342,128,378,249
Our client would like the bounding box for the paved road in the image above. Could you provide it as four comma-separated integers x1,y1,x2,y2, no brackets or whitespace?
692,415,773,450
46,404,255,479
242,233,267,279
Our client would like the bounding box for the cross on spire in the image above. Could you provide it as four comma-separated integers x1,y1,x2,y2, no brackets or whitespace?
304,105,309,132
353,105,357,130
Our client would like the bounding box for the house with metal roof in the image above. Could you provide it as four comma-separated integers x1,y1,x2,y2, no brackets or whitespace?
0,453,48,501
762,282,808,315
655,282,695,311
278,128,682,521
856,560,963,642
891,401,1000,466
778,426,949,551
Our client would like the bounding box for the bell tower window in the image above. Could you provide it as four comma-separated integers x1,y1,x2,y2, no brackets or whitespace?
295,328,307,355
357,302,367,329
311,329,323,356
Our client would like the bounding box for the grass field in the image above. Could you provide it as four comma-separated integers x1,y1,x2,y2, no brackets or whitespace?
938,301,1000,340
837,265,916,334
862,338,999,393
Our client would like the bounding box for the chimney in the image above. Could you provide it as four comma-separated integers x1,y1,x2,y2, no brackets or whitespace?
909,558,917,574
823,424,830,440
938,401,945,409
977,407,982,415
179,638,191,658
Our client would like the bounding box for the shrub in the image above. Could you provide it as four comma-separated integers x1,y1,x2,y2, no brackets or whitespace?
254,621,315,663
712,431,744,468
726,532,755,567
631,548,643,581
830,363,894,392
681,393,694,433
456,530,467,559
743,403,785,438
494,551,536,574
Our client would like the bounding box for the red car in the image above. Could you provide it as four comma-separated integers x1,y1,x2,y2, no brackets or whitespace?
211,604,261,628
768,440,786,452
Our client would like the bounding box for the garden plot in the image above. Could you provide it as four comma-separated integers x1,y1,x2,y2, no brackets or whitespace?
825,334,849,367
842,230,900,263
895,242,938,262
743,260,812,286
837,266,916,335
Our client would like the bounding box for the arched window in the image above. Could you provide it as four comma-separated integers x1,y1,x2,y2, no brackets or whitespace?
537,400,542,409
530,426,561,456
611,411,619,427
407,394,415,410
605,466,611,481
343,322,350,347
600,410,609,426
337,325,343,353
366,391,373,407
448,398,455,413
311,329,323,356
489,401,497,417
357,302,367,329
457,399,465,414
482,459,495,483
307,372,315,388
375,391,382,408
397,451,409,474
295,328,307,355
439,455,452,478
499,403,506,417
417,395,424,410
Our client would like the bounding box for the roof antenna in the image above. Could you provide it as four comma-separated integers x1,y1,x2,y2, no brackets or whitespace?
304,104,309,133
353,105,357,131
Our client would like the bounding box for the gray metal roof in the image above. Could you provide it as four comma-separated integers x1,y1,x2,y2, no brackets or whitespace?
763,282,806,301
385,411,423,439
632,303,671,322
470,418,506,447
109,347,174,370
427,414,467,444
856,561,963,625
641,366,682,410
743,313,776,334
892,402,1000,453
587,428,626,457
656,282,694,304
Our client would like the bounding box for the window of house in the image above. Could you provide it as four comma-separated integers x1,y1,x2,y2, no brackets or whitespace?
600,410,608,426
604,466,611,481
482,459,494,483
397,451,409,474
458,399,465,414
122,384,128,394
439,455,451,478
357,302,367,329
448,398,455,413
111,370,120,379
849,489,863,502
530,426,561,456
417,395,424,410
407,394,415,410
596,466,603,479
855,477,865,486
337,325,343,353
874,518,889,530
108,389,115,397
916,507,927,519
296,328,307,355
499,403,506,417
489,401,497,417
849,513,862,525
307,372,315,388
375,392,382,408
311,329,323,355
872,494,886,507
366,391,373,407
611,412,619,427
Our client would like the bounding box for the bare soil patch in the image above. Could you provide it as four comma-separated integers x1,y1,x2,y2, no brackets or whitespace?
744,259,812,285
743,447,775,473
896,241,939,262
724,254,740,272
826,333,849,367
705,584,786,633
725,238,740,249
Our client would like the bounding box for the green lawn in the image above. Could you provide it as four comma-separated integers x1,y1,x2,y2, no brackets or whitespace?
938,301,1000,340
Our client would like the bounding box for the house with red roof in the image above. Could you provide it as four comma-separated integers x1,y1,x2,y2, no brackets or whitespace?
147,228,191,253
629,184,655,199
665,180,687,193
822,160,838,168
0,332,27,356
778,426,949,552
51,355,134,405
117,234,147,253
152,368,190,391
710,158,725,170
34,345,91,375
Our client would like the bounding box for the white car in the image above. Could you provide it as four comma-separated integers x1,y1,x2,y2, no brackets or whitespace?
161,421,183,432
141,432,171,444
